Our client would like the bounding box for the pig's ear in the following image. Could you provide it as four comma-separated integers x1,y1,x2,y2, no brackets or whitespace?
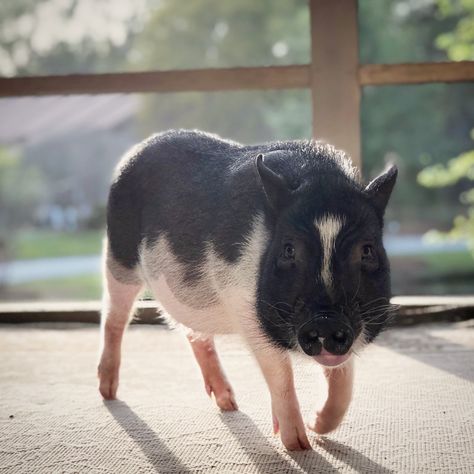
256,153,292,210
364,165,398,216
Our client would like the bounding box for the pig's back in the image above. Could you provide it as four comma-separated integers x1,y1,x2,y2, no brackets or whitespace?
106,129,265,276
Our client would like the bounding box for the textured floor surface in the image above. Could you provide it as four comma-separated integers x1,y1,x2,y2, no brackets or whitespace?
0,320,473,473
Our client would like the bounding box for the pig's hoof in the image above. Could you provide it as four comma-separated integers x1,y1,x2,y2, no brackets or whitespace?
272,409,312,451
205,380,238,411
309,410,344,435
98,364,119,400
280,426,312,451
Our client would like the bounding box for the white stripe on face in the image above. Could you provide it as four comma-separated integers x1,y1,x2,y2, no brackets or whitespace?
314,214,345,294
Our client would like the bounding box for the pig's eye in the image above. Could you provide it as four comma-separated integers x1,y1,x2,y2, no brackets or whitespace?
283,243,296,259
360,244,378,271
361,244,374,259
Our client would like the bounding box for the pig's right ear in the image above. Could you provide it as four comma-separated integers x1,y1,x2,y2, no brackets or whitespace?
364,165,398,216
256,153,292,211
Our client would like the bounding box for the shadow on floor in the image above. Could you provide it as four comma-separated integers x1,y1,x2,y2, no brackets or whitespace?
287,436,394,474
220,410,391,474
104,399,190,473
378,323,474,383
313,438,395,474
103,399,395,473
220,410,319,473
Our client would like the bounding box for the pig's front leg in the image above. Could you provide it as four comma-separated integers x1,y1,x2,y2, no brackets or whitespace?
309,358,354,434
252,347,311,451
187,332,237,411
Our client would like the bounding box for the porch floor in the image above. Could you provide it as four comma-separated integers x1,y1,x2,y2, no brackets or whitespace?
1,321,473,473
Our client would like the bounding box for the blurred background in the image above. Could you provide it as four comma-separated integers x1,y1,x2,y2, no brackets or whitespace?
0,0,473,301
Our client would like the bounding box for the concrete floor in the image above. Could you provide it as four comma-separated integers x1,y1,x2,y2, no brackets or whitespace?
0,321,473,473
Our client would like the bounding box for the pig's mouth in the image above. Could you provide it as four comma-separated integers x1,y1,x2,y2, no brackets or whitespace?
313,348,352,368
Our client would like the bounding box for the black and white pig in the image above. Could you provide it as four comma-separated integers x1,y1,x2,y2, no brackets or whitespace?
98,129,397,451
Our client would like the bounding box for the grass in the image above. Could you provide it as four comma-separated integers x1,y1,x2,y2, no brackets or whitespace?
10,272,103,301
12,229,103,260
420,250,474,275
390,250,474,295
391,249,474,277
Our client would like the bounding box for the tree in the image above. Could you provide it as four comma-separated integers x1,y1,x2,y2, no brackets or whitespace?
436,0,474,60
418,131,474,254
131,0,310,143
417,0,474,256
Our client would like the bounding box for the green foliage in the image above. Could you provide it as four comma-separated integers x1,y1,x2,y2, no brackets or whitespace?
418,134,474,255
417,0,474,258
359,0,448,64
436,0,474,60
418,149,474,187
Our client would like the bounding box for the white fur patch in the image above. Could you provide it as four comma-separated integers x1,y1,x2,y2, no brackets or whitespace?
139,215,268,335
314,214,345,294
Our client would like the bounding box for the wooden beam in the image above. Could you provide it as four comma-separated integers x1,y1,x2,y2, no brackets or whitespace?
0,297,472,324
0,301,164,324
1,61,472,97
0,65,310,97
392,295,474,307
309,0,361,168
360,61,474,85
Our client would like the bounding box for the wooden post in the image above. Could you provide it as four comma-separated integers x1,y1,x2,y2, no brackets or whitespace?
310,0,361,168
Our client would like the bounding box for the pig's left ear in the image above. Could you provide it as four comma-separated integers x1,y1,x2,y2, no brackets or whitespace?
256,154,292,211
364,165,398,216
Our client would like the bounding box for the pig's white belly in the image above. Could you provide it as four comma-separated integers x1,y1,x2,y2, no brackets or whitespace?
139,215,268,336
148,275,238,334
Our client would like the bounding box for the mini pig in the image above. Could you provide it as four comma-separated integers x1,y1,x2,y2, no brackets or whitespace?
98,129,397,450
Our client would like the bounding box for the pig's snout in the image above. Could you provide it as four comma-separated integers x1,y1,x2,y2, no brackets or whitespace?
297,315,354,357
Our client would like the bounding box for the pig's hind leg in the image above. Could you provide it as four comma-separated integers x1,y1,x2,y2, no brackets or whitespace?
98,259,142,400
187,332,237,411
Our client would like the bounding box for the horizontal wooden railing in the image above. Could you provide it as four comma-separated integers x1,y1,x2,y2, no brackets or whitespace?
0,61,473,97
359,61,474,86
0,65,309,96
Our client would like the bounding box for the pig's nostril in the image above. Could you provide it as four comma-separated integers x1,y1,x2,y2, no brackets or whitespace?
332,330,347,344
297,328,322,356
